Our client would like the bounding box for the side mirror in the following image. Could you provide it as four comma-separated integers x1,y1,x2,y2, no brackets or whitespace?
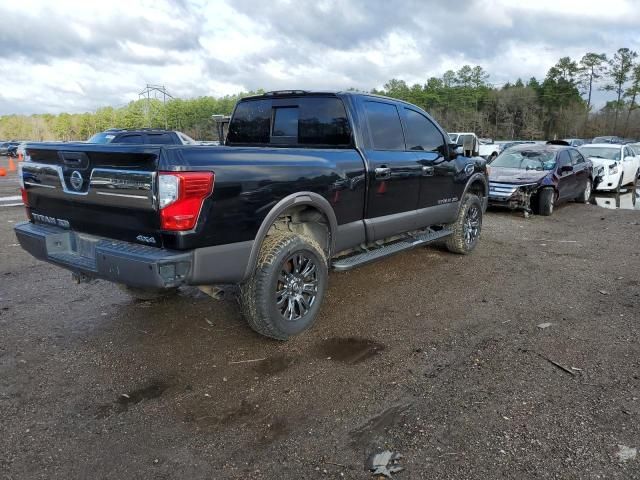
448,143,459,159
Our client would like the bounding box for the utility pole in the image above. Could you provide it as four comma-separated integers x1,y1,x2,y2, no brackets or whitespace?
138,84,174,128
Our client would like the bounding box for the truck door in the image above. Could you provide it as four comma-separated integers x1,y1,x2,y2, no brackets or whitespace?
401,107,460,227
361,99,422,241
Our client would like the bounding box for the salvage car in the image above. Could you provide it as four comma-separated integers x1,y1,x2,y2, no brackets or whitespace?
87,128,197,145
578,143,639,192
488,143,594,215
15,91,488,340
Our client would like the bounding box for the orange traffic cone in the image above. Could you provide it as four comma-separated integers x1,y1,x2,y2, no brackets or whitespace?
0,167,6,177
8,157,16,172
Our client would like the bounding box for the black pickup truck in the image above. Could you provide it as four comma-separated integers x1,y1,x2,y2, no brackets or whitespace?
15,91,488,339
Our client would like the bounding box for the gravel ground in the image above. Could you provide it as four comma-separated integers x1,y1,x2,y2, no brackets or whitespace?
0,171,639,479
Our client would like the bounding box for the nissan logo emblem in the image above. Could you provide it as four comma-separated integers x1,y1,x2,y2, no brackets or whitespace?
70,170,83,191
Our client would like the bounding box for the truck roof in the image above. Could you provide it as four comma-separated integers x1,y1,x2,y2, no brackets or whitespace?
241,90,419,106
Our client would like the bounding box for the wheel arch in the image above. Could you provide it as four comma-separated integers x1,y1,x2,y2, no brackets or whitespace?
242,192,338,282
461,173,488,211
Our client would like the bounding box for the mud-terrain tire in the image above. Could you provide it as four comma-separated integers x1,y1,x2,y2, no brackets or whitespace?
537,187,555,216
576,178,592,203
445,193,483,255
240,232,328,340
120,285,178,301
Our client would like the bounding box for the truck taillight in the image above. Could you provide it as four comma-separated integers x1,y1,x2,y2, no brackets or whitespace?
158,171,214,231
18,163,31,219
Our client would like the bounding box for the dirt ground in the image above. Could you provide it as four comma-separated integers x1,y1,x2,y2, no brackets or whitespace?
0,168,639,479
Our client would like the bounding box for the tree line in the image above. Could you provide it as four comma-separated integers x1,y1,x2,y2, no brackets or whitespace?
1,47,639,142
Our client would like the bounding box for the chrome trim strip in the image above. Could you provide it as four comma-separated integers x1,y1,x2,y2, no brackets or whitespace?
96,191,149,199
25,181,56,189
21,162,157,210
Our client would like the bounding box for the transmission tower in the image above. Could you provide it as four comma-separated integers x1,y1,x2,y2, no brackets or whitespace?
138,84,174,128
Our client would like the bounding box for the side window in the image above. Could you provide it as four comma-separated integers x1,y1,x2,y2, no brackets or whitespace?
557,150,571,168
569,149,584,165
403,108,445,151
298,98,351,146
146,133,175,144
624,147,633,157
364,101,405,151
115,134,144,144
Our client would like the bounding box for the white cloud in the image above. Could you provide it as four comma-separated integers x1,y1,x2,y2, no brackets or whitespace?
0,0,638,114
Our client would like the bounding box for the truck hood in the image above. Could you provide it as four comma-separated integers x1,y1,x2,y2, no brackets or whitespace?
489,167,548,184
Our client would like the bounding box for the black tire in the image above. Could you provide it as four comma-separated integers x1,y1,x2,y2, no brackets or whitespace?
615,174,623,193
576,178,592,203
120,285,178,301
537,188,555,216
239,232,328,340
445,193,483,255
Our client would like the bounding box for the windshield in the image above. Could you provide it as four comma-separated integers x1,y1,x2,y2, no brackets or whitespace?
87,132,116,144
579,146,620,161
490,150,557,170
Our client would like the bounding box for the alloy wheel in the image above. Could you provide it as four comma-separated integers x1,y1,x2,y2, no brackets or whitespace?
275,252,319,322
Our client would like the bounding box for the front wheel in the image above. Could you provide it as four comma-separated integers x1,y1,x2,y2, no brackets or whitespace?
537,188,555,216
576,178,592,203
445,193,483,255
240,232,328,340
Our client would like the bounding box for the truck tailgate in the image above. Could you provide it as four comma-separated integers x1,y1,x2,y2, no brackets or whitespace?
21,143,162,246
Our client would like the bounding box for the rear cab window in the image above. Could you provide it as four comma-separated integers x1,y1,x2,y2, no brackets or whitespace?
87,132,116,144
227,96,352,148
146,133,176,144
113,134,144,144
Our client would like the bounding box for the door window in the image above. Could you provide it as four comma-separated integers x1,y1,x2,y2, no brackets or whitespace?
568,149,585,165
364,101,405,151
403,109,445,151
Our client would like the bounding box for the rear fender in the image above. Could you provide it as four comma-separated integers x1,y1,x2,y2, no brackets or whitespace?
242,192,338,282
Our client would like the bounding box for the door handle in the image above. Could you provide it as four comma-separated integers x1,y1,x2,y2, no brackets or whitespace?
422,166,435,176
375,167,391,180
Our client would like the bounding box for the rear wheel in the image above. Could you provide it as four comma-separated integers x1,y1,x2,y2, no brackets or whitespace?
445,193,483,255
576,178,592,203
240,232,328,340
537,188,555,216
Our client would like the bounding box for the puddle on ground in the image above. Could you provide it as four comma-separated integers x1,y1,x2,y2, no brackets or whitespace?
591,186,639,210
350,401,412,446
95,380,169,418
317,337,385,364
254,354,293,375
183,399,257,428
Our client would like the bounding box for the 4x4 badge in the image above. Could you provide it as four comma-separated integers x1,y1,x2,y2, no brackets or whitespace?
70,171,83,191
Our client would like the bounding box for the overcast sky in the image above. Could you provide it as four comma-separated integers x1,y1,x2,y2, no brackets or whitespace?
0,0,639,115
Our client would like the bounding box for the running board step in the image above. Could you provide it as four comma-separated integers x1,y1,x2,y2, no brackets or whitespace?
332,228,452,271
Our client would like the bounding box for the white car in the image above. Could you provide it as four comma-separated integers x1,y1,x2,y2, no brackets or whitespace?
578,143,640,192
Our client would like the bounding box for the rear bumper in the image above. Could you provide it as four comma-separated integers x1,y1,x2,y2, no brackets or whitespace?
14,222,252,288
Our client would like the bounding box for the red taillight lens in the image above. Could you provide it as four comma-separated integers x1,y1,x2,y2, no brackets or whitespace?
159,172,214,231
20,187,28,206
